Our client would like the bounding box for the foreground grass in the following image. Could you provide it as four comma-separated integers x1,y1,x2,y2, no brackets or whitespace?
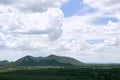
0,67,120,80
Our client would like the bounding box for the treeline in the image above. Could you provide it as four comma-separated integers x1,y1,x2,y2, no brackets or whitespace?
0,68,120,80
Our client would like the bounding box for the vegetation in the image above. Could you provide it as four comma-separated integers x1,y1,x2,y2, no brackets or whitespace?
0,55,120,80
0,67,120,80
15,54,83,66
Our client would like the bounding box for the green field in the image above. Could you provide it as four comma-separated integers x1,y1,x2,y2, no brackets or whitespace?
0,67,120,80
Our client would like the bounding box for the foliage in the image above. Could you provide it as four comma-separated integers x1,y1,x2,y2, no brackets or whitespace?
15,55,83,66
0,67,120,80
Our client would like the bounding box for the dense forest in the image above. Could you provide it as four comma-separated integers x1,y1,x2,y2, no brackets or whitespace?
0,67,120,80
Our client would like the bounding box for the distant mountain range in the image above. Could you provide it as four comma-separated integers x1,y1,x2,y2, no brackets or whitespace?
0,60,9,65
0,55,83,66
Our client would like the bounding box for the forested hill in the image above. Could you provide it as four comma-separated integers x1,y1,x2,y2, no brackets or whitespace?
14,54,83,66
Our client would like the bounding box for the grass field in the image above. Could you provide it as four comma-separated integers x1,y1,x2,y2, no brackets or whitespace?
0,67,120,80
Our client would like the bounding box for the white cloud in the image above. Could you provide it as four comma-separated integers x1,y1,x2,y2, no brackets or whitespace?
0,0,67,61
84,0,120,9
104,21,120,47
84,0,120,16
60,14,120,63
0,0,120,63
62,15,106,40
0,5,64,39
0,0,69,12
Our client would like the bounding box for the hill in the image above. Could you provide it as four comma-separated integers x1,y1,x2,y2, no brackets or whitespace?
46,54,83,66
0,60,9,65
15,54,83,66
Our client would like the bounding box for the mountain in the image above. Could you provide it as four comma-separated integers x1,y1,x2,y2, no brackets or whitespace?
0,60,9,65
15,54,83,66
46,54,83,66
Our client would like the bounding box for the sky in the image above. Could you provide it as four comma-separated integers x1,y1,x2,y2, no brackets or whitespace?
0,0,120,63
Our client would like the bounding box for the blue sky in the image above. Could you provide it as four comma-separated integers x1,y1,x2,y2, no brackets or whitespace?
61,0,118,25
86,39,104,44
61,0,119,45
61,0,97,17
61,0,83,17
61,0,119,26
90,17,118,25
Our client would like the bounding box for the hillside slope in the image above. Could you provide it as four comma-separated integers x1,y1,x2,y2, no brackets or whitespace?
15,55,83,66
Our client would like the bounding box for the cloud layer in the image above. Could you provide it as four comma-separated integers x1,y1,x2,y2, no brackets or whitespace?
0,0,66,60
0,0,68,12
0,0,120,63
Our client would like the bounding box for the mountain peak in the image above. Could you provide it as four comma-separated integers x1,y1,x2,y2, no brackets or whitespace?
48,54,57,57
24,55,33,58
1,60,8,62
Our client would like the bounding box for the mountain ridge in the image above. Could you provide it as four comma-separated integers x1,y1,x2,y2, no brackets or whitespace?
15,54,83,66
0,60,9,65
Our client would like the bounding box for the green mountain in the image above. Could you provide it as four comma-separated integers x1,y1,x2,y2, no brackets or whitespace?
15,54,83,66
46,54,83,66
0,60,9,65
